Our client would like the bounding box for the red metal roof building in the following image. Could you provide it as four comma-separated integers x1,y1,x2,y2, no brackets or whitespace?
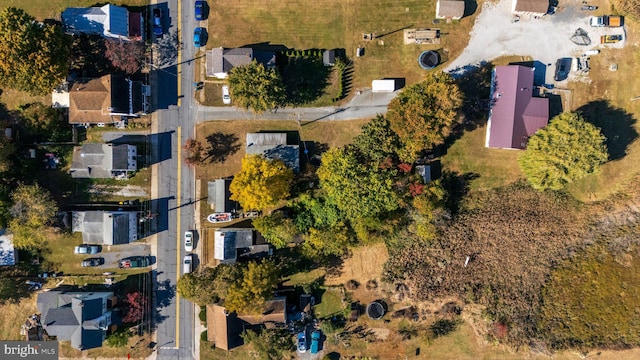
485,65,549,149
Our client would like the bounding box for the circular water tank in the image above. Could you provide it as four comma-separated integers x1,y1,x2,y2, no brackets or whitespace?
366,301,385,320
418,51,440,69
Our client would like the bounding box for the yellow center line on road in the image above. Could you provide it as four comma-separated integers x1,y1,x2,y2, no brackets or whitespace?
176,126,182,349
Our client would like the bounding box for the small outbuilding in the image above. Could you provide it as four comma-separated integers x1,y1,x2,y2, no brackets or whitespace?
512,0,549,17
323,50,336,66
436,0,466,20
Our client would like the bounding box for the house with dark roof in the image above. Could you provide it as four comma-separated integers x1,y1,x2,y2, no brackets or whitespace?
207,178,239,213
72,210,139,245
214,228,269,264
436,0,466,20
62,4,142,40
246,133,300,173
206,297,287,350
512,0,549,17
0,230,18,266
66,75,149,125
485,65,549,149
37,291,116,350
70,143,137,179
205,47,277,79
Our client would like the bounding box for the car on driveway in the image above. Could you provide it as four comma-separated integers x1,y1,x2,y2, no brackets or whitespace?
195,1,207,21
297,332,307,353
119,256,150,268
184,231,194,252
222,85,231,104
554,58,571,81
193,27,206,48
153,9,163,36
310,330,321,354
74,244,101,255
82,257,105,267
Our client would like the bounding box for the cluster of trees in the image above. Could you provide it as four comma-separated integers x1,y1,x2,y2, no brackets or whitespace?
0,8,71,94
228,61,287,113
177,260,279,315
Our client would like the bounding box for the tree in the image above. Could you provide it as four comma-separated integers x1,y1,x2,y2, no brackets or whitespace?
177,264,242,305
104,39,146,74
122,292,148,324
292,193,342,233
0,8,71,94
317,147,400,221
229,155,294,211
352,115,400,162
386,73,463,161
224,260,279,314
9,183,57,228
518,112,608,191
18,103,69,142
227,61,287,113
252,212,298,249
302,222,352,259
183,138,204,166
0,136,15,173
241,328,294,360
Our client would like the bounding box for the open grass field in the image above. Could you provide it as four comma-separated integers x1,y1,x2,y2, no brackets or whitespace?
0,0,149,21
208,0,480,90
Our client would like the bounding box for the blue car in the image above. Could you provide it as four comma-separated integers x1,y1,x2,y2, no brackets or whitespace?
195,1,206,20
193,27,205,48
310,330,320,354
153,9,163,36
297,332,306,353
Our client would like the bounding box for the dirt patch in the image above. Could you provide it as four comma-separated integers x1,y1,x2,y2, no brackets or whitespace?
88,185,148,197
370,327,390,340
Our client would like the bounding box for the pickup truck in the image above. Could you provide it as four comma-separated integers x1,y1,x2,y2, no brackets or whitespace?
601,34,623,43
590,15,624,27
119,256,150,268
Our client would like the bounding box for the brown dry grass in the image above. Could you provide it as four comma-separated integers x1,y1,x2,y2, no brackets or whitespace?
324,241,388,287
0,294,38,341
59,332,153,359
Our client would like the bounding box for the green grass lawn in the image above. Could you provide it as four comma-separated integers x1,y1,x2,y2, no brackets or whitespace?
314,287,345,319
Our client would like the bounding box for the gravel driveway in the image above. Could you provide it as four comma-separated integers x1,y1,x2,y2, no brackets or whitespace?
446,0,626,83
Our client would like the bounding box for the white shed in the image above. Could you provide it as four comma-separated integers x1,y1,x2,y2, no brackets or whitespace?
372,79,396,93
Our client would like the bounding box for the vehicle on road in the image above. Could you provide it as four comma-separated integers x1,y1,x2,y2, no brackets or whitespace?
74,244,101,255
153,9,163,36
82,258,105,267
297,332,307,353
185,231,194,252
590,15,624,27
310,330,320,354
119,256,150,268
601,34,623,43
195,1,207,21
222,86,231,104
183,254,194,274
194,27,206,48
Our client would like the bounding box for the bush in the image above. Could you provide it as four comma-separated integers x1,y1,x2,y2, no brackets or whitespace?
200,331,208,342
107,330,128,348
199,306,207,323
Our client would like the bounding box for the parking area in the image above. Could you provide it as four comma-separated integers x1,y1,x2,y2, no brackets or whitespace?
75,242,151,270
446,0,626,85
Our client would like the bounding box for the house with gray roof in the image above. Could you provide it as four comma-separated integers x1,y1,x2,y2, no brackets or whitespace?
72,211,139,245
62,4,142,40
207,178,239,213
206,47,277,78
436,0,466,20
214,228,269,264
70,143,137,179
37,291,115,350
246,133,300,173
486,65,549,149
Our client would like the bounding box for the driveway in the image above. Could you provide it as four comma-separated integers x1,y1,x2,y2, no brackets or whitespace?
446,0,626,84
76,242,151,270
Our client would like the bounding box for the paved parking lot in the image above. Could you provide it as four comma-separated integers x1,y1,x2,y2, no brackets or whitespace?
446,0,626,84
75,242,151,270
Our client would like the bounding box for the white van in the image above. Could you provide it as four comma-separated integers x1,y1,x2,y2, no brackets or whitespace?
183,254,193,274
222,85,231,104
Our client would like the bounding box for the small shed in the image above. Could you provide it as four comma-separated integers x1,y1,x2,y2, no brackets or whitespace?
372,79,396,93
436,0,466,20
512,0,549,17
323,50,336,66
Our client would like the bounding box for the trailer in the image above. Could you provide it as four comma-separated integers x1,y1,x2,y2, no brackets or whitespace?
372,79,396,93
601,34,623,43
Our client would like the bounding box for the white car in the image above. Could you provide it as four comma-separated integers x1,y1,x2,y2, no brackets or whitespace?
183,254,193,274
222,85,231,104
184,231,194,252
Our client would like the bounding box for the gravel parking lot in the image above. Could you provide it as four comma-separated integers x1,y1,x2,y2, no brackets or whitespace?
446,0,626,84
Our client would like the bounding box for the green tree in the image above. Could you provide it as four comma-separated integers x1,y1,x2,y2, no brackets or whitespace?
229,155,294,211
518,112,608,191
0,8,71,94
352,114,399,162
227,61,287,113
241,328,294,360
302,222,352,259
18,103,69,142
252,212,298,249
177,264,242,305
317,147,399,221
291,193,342,233
225,260,279,314
386,73,463,161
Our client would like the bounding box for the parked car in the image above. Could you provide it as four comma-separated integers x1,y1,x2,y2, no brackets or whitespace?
184,231,194,252
195,0,207,21
310,330,320,354
153,9,163,36
297,332,307,353
74,244,101,255
119,256,150,268
82,257,105,267
193,27,206,48
183,254,193,274
222,85,231,104
554,58,571,81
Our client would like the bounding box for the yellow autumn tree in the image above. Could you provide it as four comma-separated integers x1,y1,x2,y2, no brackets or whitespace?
229,154,294,211
224,260,279,315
